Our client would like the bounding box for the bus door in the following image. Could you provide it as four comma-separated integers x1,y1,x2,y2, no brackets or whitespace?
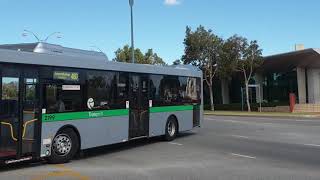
129,74,149,139
0,66,40,161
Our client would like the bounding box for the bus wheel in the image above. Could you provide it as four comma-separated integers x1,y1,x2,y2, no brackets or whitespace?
164,117,178,141
48,128,79,164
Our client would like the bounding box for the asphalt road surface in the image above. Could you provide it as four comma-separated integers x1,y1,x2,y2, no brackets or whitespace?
1,115,320,180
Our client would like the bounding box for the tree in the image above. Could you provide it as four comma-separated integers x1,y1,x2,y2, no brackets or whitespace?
239,40,263,112
114,45,144,63
172,59,182,65
144,49,167,65
224,35,262,112
182,26,223,111
219,36,243,79
114,45,166,65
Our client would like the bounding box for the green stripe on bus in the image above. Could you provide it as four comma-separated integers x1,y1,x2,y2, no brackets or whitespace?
150,105,194,113
42,105,196,122
42,109,129,122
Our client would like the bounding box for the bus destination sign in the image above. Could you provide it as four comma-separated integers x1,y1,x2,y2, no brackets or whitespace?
53,71,79,81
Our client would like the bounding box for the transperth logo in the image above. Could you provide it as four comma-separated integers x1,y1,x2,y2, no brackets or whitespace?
88,112,103,118
87,98,95,110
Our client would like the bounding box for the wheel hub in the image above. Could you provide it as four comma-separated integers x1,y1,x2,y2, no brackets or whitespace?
168,121,176,137
53,134,72,156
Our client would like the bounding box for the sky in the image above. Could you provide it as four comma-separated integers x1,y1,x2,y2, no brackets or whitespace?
1,0,320,64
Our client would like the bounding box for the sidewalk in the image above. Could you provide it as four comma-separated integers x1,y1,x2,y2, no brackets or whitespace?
204,111,320,119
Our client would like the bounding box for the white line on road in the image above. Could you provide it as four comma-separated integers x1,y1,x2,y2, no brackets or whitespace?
169,142,183,146
228,120,243,123
295,120,317,122
231,135,250,139
303,144,320,147
207,119,275,126
219,120,242,123
205,118,256,124
206,117,318,123
231,153,256,159
245,117,317,122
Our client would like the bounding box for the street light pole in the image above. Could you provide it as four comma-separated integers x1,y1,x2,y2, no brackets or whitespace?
129,0,135,63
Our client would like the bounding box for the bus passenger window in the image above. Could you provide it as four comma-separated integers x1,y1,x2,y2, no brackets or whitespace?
1,77,19,117
117,73,129,108
150,75,201,106
45,84,82,113
86,71,117,110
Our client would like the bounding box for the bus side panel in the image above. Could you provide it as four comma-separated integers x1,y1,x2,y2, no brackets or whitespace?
149,111,193,137
40,116,129,157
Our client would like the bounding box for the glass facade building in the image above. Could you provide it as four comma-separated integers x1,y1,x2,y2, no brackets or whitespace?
263,71,298,104
211,48,320,110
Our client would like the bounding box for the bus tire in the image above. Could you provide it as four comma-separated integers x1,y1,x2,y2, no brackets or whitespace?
164,116,178,141
47,128,79,164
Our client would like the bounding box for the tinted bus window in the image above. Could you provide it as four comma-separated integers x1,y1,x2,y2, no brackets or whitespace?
150,75,162,106
150,75,181,106
117,72,129,109
86,71,117,110
45,84,82,113
196,77,202,104
150,75,201,107
43,68,83,114
160,76,181,105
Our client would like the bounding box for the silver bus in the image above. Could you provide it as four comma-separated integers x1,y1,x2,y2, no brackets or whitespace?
0,43,203,164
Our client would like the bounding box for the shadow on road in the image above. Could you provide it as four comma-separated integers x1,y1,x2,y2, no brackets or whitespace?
77,132,195,160
0,160,45,173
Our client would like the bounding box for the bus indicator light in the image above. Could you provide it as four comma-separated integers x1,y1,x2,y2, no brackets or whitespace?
126,101,130,109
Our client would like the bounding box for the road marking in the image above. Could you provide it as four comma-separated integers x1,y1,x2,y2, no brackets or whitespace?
228,120,242,123
32,164,90,180
231,135,250,139
169,142,183,146
206,119,252,124
303,144,320,147
295,120,316,122
231,153,256,159
207,119,244,123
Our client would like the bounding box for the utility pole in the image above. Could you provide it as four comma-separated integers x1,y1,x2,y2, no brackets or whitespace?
129,0,135,63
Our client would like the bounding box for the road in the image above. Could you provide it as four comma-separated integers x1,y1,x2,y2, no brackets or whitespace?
1,115,320,180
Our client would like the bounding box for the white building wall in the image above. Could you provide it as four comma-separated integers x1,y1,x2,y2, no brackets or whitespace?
296,67,306,103
307,68,320,104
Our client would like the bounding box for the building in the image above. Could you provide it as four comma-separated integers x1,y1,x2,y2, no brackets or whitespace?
215,45,320,112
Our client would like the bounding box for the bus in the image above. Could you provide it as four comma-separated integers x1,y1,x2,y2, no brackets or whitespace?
0,42,203,164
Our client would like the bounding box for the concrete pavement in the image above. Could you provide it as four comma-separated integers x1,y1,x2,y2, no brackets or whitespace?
1,115,320,180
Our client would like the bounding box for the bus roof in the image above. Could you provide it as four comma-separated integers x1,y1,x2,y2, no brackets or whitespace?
0,43,202,77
